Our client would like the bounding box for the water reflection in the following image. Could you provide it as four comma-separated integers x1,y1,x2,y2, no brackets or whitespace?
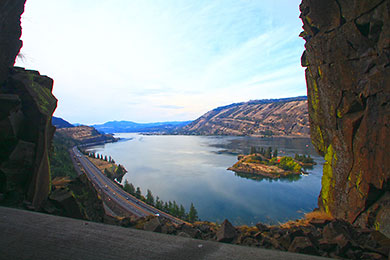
233,171,302,183
87,134,324,225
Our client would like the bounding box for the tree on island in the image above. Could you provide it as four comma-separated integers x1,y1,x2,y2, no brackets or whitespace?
295,153,314,164
250,146,257,154
265,147,272,159
273,148,278,158
279,157,302,173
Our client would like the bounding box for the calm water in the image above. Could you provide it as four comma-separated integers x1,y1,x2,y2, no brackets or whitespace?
87,134,324,226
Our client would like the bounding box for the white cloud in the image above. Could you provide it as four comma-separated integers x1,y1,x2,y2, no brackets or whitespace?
17,0,305,124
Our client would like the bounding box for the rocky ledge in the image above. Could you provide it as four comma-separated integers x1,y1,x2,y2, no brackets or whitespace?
112,214,390,260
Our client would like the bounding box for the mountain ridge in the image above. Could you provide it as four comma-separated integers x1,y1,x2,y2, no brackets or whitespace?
52,116,74,128
92,120,192,134
179,96,309,137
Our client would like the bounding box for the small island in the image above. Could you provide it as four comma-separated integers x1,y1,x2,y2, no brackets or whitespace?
228,147,315,179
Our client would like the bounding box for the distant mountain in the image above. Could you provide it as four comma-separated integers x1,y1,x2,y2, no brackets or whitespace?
179,96,310,137
52,116,74,128
92,120,192,134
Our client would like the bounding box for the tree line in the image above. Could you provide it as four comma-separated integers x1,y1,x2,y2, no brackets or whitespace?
84,151,126,182
250,146,278,159
86,152,115,164
123,180,198,223
294,153,314,164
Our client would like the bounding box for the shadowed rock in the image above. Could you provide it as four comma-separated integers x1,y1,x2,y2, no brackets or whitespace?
300,0,390,236
144,217,162,233
216,219,237,243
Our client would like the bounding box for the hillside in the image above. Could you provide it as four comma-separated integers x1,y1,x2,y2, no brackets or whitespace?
180,97,309,137
55,126,117,145
92,120,192,134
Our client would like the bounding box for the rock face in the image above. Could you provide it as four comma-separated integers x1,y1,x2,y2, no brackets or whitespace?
180,97,309,137
45,174,105,222
0,0,25,85
300,0,390,235
0,0,58,209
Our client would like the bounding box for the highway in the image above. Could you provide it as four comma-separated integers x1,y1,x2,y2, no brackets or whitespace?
71,146,186,225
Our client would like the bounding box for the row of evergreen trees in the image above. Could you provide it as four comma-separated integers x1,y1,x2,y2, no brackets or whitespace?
87,152,115,164
250,146,278,159
294,153,314,164
123,180,198,223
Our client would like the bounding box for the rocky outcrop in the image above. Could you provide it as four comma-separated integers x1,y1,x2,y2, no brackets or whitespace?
180,97,309,137
44,174,105,222
129,215,390,259
0,67,57,209
300,0,390,235
0,0,58,210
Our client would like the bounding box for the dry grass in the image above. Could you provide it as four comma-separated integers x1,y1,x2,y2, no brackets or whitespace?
304,210,333,221
279,210,333,229
87,157,116,173
237,225,259,234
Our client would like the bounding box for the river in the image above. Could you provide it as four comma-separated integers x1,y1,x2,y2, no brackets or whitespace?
86,133,324,226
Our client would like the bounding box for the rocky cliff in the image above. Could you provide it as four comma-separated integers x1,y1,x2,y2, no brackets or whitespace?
180,97,310,137
300,0,390,236
0,0,58,209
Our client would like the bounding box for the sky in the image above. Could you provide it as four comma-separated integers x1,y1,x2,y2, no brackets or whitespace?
16,0,306,125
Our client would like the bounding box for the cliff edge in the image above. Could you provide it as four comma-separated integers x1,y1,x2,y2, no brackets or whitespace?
0,0,57,209
300,0,390,236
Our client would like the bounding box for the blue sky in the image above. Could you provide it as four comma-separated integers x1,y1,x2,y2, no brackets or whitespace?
17,0,305,124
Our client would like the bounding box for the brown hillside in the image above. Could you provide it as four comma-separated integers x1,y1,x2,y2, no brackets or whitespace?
56,126,116,144
181,98,309,137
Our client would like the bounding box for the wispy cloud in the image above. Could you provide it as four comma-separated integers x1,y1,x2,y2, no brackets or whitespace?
158,105,185,110
17,0,305,124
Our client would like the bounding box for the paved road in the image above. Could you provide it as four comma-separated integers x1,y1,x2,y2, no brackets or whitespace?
71,146,186,224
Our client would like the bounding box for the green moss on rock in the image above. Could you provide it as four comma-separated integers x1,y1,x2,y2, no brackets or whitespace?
321,144,337,214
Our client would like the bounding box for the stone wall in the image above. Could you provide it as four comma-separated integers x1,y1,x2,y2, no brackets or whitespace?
300,0,390,235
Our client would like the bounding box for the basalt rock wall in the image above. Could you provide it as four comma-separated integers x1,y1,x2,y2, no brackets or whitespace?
300,0,390,235
0,0,58,209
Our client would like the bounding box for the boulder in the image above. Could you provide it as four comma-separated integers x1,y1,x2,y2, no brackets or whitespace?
216,219,237,243
180,224,200,238
143,217,162,233
309,218,330,228
48,188,83,219
288,236,319,256
255,222,270,232
322,219,355,241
